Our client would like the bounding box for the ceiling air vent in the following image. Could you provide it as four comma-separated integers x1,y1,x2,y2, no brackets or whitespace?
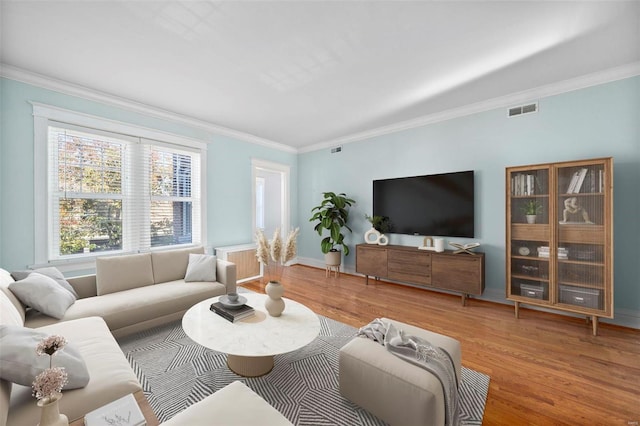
331,146,342,153
508,102,538,117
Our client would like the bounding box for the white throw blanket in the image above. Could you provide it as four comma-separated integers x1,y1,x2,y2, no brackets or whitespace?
357,318,460,426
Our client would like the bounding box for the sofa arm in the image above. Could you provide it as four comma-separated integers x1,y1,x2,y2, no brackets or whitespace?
216,259,237,293
67,274,98,299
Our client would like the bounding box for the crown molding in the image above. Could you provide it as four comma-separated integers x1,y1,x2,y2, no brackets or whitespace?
0,64,296,154
299,61,640,154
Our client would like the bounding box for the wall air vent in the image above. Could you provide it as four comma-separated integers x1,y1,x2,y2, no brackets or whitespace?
331,146,342,153
508,102,538,117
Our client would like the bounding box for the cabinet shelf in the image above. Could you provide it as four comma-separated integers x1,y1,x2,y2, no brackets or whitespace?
506,157,613,336
512,274,549,283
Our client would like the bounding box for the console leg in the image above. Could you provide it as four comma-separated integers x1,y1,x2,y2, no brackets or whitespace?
592,316,598,336
514,301,520,318
461,293,467,306
365,275,369,285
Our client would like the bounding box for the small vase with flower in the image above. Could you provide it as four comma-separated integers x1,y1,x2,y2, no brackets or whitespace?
32,335,70,426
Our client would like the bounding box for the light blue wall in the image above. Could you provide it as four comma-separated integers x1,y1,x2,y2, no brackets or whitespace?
298,76,640,316
1,75,638,322
0,78,297,271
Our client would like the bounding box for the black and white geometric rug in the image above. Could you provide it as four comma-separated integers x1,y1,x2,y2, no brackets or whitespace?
118,316,489,425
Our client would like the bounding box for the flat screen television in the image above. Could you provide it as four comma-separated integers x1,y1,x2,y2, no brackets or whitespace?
373,170,474,237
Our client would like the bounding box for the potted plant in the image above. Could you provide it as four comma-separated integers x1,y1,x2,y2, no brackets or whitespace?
365,214,390,234
522,199,543,224
309,192,355,266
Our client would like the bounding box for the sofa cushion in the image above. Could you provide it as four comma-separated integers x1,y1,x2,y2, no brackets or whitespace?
7,317,141,426
162,381,293,426
96,253,154,295
0,325,90,389
0,269,25,325
11,267,79,299
9,273,76,319
151,246,204,284
184,254,217,282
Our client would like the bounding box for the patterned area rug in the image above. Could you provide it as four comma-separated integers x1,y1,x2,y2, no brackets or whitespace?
118,316,489,425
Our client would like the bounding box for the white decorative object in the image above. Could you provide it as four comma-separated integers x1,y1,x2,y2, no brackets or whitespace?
434,238,445,252
364,228,381,244
38,394,68,426
449,242,481,255
265,281,285,317
364,228,389,245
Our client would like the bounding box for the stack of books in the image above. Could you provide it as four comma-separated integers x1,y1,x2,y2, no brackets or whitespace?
84,393,146,426
537,246,568,259
210,302,255,322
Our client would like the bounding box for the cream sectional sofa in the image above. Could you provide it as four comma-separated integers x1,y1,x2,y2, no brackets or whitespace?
0,246,238,425
23,246,237,337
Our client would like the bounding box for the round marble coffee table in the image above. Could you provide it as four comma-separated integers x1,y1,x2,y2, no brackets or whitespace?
182,292,320,377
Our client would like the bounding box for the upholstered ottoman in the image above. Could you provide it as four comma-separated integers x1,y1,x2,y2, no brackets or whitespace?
162,381,292,426
339,318,461,426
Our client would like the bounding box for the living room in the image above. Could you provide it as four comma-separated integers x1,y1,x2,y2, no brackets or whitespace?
1,1,639,425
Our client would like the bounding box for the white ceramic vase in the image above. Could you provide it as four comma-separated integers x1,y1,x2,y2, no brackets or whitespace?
38,394,68,426
265,281,285,317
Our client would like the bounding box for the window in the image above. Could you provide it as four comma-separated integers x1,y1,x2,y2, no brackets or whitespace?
34,104,206,265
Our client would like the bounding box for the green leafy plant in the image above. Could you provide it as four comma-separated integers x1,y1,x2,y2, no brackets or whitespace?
365,214,390,233
309,192,355,255
521,199,543,215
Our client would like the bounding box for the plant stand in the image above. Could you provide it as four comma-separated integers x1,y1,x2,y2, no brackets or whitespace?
326,264,340,278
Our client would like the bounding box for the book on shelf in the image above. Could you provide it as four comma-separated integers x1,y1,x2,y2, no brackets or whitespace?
84,393,145,426
572,168,588,193
210,302,255,322
566,171,580,193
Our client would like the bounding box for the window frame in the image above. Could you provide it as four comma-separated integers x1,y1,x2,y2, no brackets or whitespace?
33,103,208,271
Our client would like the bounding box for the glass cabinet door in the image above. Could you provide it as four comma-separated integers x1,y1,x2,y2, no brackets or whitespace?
507,167,551,303
555,162,607,311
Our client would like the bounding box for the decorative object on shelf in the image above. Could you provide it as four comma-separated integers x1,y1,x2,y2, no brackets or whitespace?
449,242,480,255
309,192,355,268
255,227,299,316
364,227,390,246
32,335,69,426
364,214,390,246
521,199,543,224
418,236,444,252
518,246,531,256
560,197,593,224
264,280,285,317
364,227,381,244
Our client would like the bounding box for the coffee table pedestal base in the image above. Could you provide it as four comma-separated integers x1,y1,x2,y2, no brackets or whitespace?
227,354,274,377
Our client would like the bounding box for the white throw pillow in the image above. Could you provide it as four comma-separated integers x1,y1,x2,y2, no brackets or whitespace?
0,325,90,389
184,254,217,282
11,266,79,299
8,273,75,319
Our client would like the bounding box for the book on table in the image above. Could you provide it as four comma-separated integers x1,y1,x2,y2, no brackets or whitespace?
84,393,145,426
210,302,255,322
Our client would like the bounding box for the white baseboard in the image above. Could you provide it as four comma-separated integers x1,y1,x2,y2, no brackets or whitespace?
296,258,640,330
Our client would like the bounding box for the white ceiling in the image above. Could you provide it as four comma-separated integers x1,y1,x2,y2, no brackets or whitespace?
1,1,639,150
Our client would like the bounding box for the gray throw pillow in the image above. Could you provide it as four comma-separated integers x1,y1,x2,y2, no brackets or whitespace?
11,267,79,299
0,325,90,389
9,273,75,319
184,254,217,282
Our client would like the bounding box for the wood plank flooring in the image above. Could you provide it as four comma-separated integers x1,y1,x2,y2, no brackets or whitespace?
242,265,640,426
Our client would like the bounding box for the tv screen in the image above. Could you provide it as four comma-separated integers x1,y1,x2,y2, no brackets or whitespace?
373,170,474,237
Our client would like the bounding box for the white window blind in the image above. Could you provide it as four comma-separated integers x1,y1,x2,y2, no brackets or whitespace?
48,124,202,260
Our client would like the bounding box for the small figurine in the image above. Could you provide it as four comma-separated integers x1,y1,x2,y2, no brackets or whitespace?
560,197,593,224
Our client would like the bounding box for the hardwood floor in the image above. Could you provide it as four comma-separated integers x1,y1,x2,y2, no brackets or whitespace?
242,265,640,426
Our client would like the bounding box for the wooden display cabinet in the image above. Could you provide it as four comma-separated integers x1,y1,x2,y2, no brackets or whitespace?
506,157,613,335
356,244,485,305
